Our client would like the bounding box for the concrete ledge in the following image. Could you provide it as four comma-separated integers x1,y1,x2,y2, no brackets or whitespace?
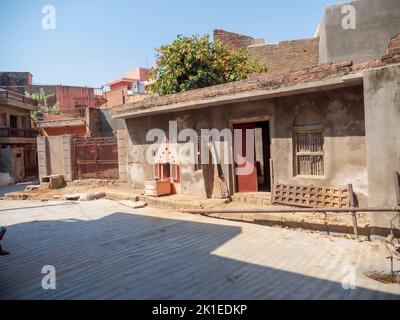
201,211,373,240
136,195,230,210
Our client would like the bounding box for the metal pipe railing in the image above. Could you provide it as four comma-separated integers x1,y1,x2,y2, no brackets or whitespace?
0,89,38,106
183,207,400,215
0,127,38,138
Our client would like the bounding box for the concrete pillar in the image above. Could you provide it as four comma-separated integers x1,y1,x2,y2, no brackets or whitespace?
364,64,400,237
117,130,129,183
61,135,74,181
37,135,75,182
37,136,49,182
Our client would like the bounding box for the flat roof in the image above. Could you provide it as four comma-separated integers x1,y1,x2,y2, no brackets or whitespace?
113,72,363,119
112,54,399,120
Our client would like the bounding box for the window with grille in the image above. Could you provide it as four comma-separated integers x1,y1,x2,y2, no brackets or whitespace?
294,129,324,176
9,115,18,128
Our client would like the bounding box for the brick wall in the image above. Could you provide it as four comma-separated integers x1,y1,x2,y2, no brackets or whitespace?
389,33,400,49
0,72,33,94
248,38,320,73
213,29,319,73
114,35,400,118
102,88,127,108
213,29,255,50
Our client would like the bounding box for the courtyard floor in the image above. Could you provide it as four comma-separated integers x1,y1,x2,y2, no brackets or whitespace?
0,199,399,300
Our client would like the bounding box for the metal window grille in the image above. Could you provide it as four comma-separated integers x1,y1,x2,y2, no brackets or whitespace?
294,129,324,176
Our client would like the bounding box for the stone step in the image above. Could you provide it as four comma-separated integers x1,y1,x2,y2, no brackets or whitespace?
231,193,272,206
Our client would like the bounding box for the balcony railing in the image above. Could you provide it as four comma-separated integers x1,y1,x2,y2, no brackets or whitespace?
0,90,38,106
0,128,38,138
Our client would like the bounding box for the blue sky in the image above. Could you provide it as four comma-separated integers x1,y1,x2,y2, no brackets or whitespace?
0,0,339,88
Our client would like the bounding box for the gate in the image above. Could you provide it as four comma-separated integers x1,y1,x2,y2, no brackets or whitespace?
24,146,38,178
74,137,119,179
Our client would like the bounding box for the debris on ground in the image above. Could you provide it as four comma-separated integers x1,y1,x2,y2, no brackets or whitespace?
118,200,148,209
365,272,400,284
25,185,40,192
79,192,106,201
386,234,400,261
2,179,373,239
64,194,81,201
41,175,66,190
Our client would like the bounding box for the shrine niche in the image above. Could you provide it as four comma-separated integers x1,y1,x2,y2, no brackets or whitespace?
145,137,181,196
153,137,179,182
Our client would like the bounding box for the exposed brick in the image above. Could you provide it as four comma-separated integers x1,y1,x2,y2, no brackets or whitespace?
213,29,255,50
113,34,400,118
388,33,400,49
0,72,33,94
248,38,320,73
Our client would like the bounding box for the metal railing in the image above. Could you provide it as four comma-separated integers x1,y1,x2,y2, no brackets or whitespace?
41,107,87,121
0,127,38,138
66,107,86,118
0,90,38,106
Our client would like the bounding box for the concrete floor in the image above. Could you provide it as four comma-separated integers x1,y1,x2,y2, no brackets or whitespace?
0,199,399,300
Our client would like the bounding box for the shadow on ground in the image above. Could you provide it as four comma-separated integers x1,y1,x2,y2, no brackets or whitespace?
0,181,39,197
1,211,399,300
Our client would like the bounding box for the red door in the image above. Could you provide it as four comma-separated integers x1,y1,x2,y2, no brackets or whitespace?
234,123,258,193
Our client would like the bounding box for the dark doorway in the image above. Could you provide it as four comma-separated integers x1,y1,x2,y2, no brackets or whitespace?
10,115,18,128
255,121,271,192
24,146,38,178
234,121,271,193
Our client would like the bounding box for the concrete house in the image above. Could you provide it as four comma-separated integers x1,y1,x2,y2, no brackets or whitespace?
113,0,400,234
0,73,108,138
0,88,38,183
102,67,150,109
34,85,107,137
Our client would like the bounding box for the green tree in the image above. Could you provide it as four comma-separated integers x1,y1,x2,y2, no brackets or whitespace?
25,88,60,124
148,34,268,95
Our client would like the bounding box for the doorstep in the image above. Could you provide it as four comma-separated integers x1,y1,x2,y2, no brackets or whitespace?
136,194,231,210
231,192,272,206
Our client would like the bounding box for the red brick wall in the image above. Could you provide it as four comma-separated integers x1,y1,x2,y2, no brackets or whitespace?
388,33,400,50
213,29,255,50
55,86,97,111
248,38,320,73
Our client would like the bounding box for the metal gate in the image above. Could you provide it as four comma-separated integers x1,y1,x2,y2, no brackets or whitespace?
24,146,38,178
74,137,119,179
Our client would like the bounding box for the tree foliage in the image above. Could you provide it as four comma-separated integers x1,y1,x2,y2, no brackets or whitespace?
148,34,268,95
25,88,60,124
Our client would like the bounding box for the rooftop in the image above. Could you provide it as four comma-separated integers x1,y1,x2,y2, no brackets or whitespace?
0,89,37,110
113,34,400,119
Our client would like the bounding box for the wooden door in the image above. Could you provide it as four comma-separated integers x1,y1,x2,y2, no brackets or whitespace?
234,123,258,193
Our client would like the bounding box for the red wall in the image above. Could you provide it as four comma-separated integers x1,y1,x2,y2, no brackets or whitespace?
109,80,133,91
55,86,98,111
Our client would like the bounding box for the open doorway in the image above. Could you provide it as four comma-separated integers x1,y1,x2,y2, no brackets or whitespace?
234,121,271,193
